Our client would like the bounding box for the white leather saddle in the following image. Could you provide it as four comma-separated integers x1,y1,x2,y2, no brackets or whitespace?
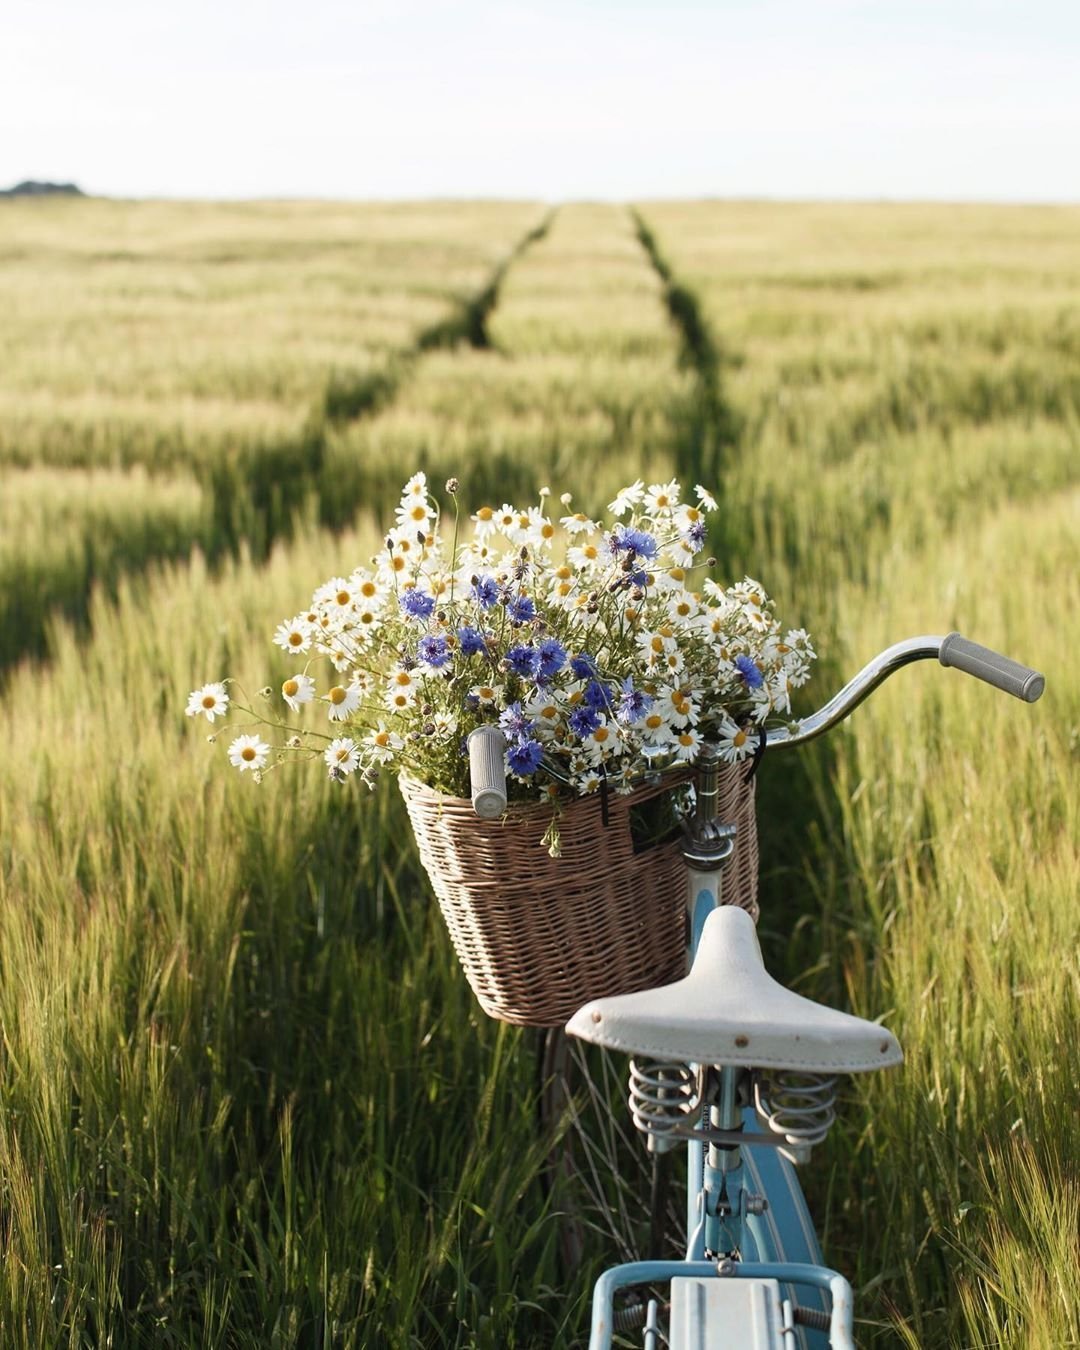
566,906,902,1074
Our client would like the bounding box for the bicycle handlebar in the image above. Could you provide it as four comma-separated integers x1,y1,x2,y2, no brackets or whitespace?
765,632,1044,751
467,634,1045,811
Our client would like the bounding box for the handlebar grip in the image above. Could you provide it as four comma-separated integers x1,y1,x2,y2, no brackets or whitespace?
939,633,1045,703
467,726,508,818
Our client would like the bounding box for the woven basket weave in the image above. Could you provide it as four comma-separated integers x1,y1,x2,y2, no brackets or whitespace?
400,765,758,1027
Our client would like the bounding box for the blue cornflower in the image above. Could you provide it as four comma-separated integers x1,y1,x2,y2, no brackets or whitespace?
735,654,765,690
457,625,486,656
537,637,567,679
686,519,707,548
507,737,544,777
569,705,601,738
610,525,659,560
583,679,613,712
499,701,535,739
506,593,536,626
471,575,498,609
570,652,598,679
416,635,450,668
617,676,653,725
629,566,649,589
506,644,541,678
399,589,435,621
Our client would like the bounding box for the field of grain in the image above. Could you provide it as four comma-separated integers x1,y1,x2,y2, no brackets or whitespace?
0,196,1076,1347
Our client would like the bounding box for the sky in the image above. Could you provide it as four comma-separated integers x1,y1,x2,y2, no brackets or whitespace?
2,0,1079,202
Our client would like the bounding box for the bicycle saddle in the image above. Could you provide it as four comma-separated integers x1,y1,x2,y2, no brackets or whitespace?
566,905,902,1073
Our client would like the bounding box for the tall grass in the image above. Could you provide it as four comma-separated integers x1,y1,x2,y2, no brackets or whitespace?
2,199,1078,1346
0,198,544,418
0,201,548,665
0,532,588,1345
320,202,695,517
809,492,1080,1348
0,465,210,667
641,201,1080,1347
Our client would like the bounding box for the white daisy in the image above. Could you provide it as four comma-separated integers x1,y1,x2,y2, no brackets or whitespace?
661,687,699,728
674,503,705,534
470,505,498,541
494,503,523,541
186,682,229,723
273,616,313,655
395,493,434,532
639,710,676,746
567,537,605,571
673,728,703,763
228,734,270,773
747,687,774,723
637,628,679,673
608,480,645,516
351,572,386,608
645,480,680,514
714,718,755,764
400,470,428,501
546,563,581,604
325,681,362,721
518,505,557,550
560,510,598,537
666,590,700,624
669,534,703,564
324,737,361,775
281,673,316,712
385,666,419,713
525,692,563,728
321,641,357,673
456,541,503,577
314,577,358,612
469,682,503,709
429,711,459,739
695,485,719,511
769,672,793,716
364,724,404,765
582,717,623,765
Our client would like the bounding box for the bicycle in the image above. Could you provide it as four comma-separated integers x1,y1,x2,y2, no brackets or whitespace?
468,631,1044,1348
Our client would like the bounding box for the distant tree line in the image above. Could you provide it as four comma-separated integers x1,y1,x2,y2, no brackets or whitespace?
0,180,84,198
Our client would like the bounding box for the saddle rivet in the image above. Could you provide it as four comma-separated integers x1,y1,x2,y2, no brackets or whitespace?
591,1011,602,1024
735,1035,749,1048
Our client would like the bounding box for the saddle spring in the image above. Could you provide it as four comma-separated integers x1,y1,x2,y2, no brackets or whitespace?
753,1071,837,1162
628,1058,700,1152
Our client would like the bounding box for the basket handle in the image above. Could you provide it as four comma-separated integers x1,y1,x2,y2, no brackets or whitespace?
467,726,507,818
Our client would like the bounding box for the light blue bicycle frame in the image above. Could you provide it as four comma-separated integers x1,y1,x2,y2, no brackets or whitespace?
585,785,847,1349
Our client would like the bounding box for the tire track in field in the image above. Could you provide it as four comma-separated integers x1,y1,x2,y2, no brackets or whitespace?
0,212,556,679
629,206,849,1009
213,208,555,544
631,209,744,526
322,209,556,425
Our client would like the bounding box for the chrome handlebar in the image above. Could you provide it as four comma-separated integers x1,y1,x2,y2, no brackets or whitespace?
765,632,1044,752
468,634,1045,813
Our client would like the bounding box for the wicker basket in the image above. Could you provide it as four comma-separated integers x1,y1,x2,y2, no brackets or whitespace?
400,765,758,1027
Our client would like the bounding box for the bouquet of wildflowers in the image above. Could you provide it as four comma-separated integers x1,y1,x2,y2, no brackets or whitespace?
187,474,815,803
